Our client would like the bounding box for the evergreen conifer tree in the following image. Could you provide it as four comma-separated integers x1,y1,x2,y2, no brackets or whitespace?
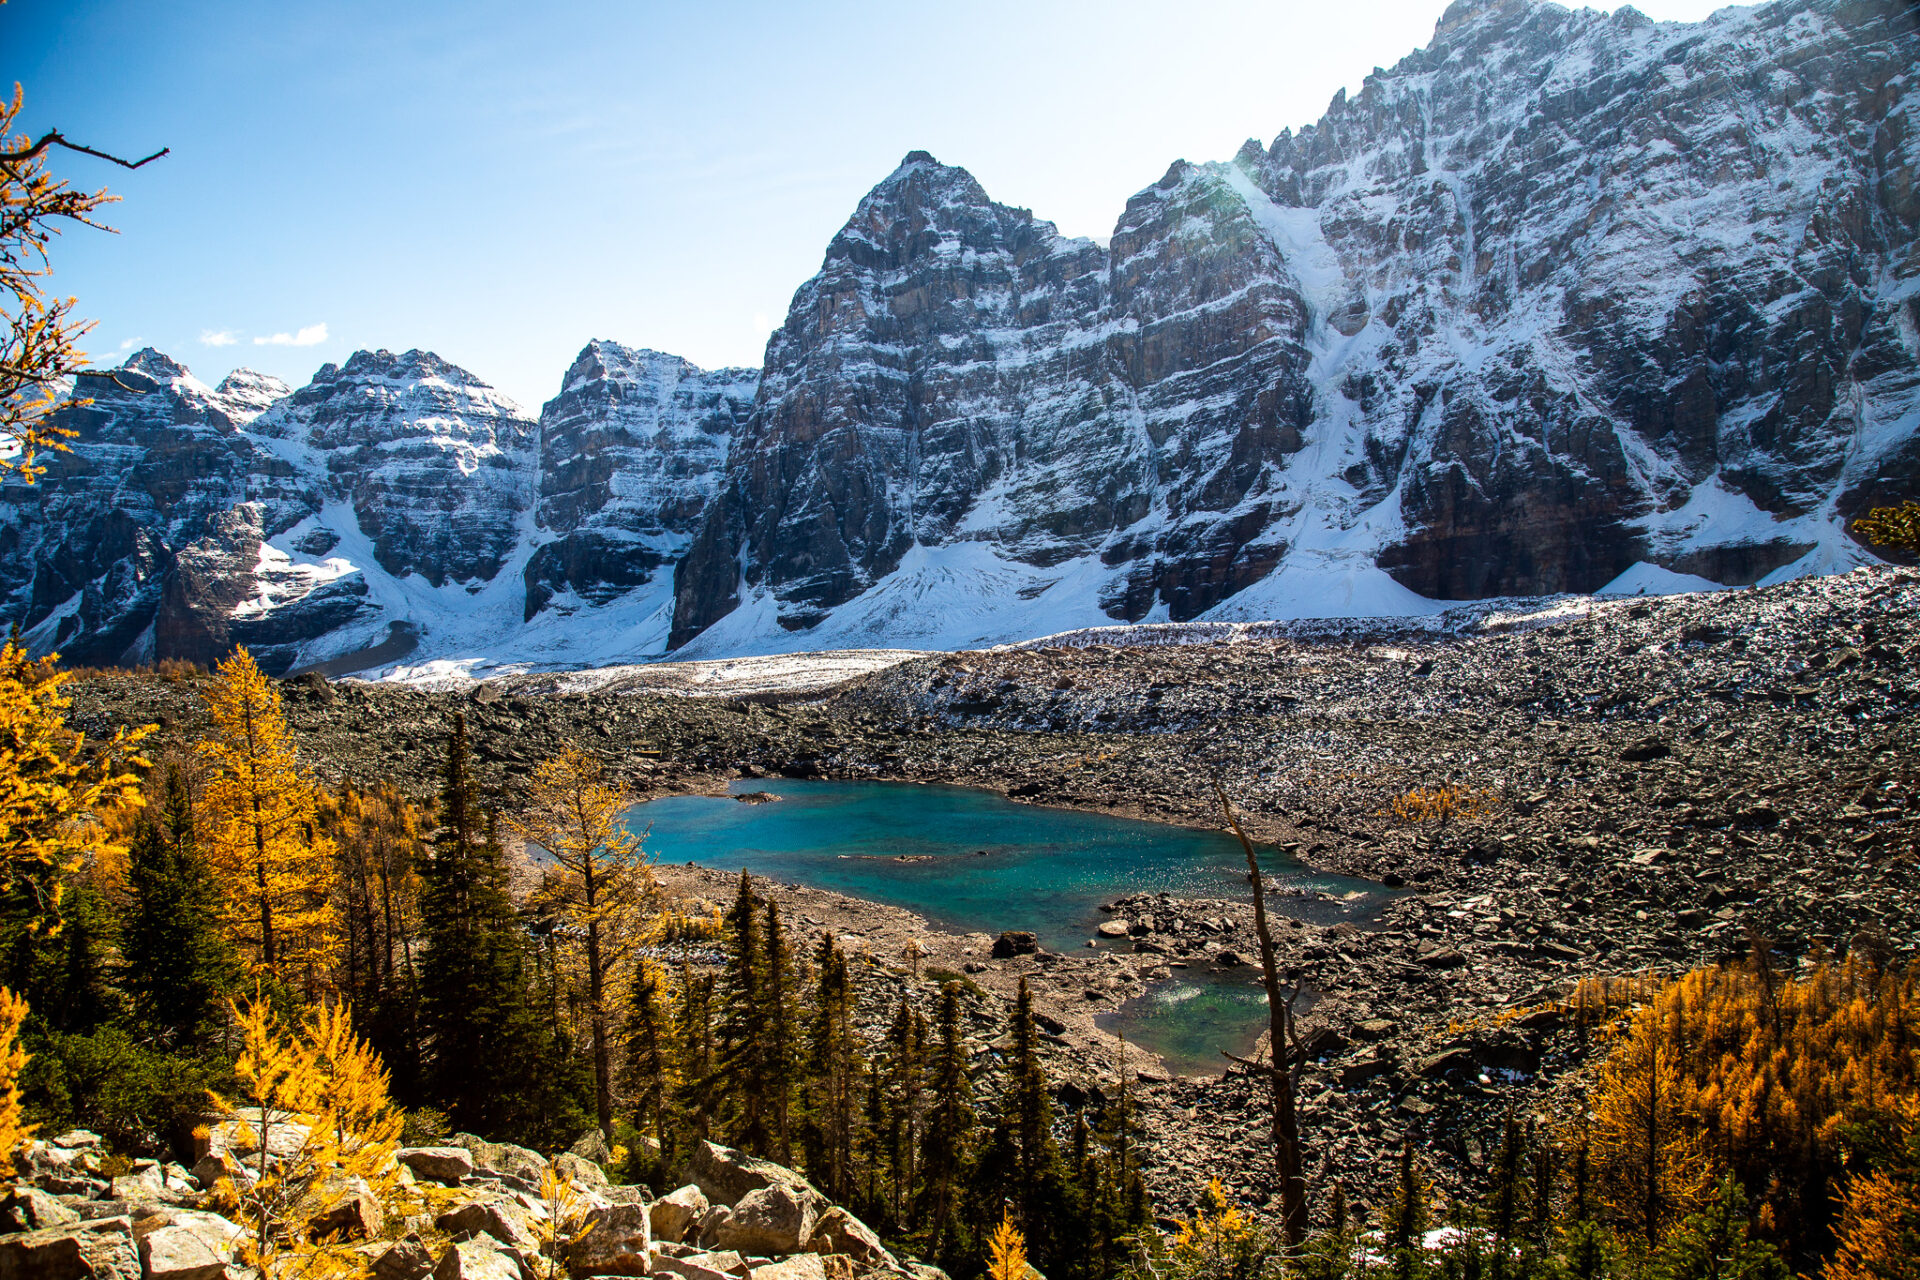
123,765,238,1046
764,901,797,1163
418,714,546,1138
802,932,863,1203
918,982,974,1262
620,959,672,1148
1010,980,1065,1229
716,871,769,1153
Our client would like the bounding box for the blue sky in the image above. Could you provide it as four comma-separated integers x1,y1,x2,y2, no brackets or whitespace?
9,0,1733,410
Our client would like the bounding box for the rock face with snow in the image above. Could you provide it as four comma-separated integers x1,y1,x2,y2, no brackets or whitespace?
0,351,292,666
3,0,1916,671
527,342,755,620
673,0,1919,651
251,349,537,587
0,341,755,673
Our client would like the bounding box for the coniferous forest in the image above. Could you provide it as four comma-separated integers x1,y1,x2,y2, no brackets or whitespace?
2,642,1916,1280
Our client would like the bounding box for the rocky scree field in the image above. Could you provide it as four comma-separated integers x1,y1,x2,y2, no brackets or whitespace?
59,565,1920,1214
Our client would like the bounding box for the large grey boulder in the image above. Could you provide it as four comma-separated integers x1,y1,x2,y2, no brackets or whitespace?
432,1235,523,1280
564,1203,652,1277
136,1228,226,1280
747,1258,825,1280
711,1185,819,1257
568,1131,613,1165
369,1236,436,1280
0,1188,78,1233
448,1135,549,1185
686,1143,819,1211
551,1152,608,1191
196,1111,312,1170
648,1186,708,1245
397,1148,475,1185
436,1197,541,1254
670,1253,746,1280
0,1215,140,1280
649,1259,733,1280
309,1175,384,1241
805,1208,893,1269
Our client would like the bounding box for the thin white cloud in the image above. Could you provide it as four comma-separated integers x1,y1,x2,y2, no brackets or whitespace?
200,329,238,347
118,337,141,350
254,323,328,347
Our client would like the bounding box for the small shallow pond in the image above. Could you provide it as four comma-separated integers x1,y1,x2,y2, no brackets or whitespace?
626,779,1388,1074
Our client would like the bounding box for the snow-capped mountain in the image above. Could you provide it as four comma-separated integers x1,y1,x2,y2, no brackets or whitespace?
527,342,756,622
1,342,754,673
2,0,1914,675
673,0,1918,654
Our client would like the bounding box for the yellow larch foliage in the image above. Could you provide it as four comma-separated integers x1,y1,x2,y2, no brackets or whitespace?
210,997,404,1279
1170,1178,1269,1280
0,639,149,932
1387,784,1498,828
1587,994,1714,1244
1825,1099,1920,1280
198,648,338,993
0,986,34,1170
1854,501,1920,557
988,1210,1031,1280
1,85,123,484
1585,957,1920,1259
510,746,653,1132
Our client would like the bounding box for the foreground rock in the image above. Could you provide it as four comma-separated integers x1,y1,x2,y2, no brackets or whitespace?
0,1217,140,1280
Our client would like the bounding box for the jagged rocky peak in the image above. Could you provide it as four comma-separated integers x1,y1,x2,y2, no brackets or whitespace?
525,340,756,620
671,0,1916,654
253,348,537,586
1228,0,1920,597
0,349,302,668
211,367,292,421
673,151,1123,647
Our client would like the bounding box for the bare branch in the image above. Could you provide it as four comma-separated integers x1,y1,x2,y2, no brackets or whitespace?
0,130,169,171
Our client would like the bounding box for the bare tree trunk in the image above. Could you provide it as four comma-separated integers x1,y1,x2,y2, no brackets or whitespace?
1214,778,1307,1249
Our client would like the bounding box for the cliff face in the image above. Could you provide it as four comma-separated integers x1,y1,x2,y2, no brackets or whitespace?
0,351,295,666
5,0,1917,672
672,0,1919,653
0,342,754,673
527,342,756,621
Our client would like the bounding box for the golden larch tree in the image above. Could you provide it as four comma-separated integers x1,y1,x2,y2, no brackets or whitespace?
510,746,653,1137
1,84,165,483
988,1210,1031,1280
209,997,404,1277
0,639,148,931
198,648,337,993
1824,1099,1920,1280
1588,992,1714,1246
0,986,33,1169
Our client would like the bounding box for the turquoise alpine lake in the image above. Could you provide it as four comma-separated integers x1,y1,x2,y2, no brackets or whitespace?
624,779,1389,1075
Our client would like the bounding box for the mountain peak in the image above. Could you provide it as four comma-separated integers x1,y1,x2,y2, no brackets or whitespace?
120,347,189,381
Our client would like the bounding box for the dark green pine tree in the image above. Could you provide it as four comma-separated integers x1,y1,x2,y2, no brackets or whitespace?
1008,978,1068,1246
763,901,798,1163
122,765,240,1046
882,997,928,1227
1487,1111,1528,1280
674,963,718,1146
418,714,561,1141
801,932,864,1203
716,871,770,1153
620,960,672,1150
2,879,117,1035
1085,1047,1150,1279
916,982,975,1269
